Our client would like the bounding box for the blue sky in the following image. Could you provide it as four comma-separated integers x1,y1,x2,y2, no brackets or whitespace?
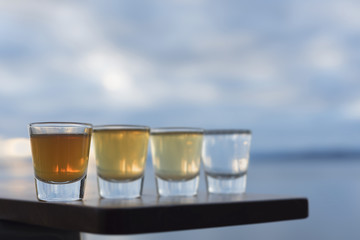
0,0,360,154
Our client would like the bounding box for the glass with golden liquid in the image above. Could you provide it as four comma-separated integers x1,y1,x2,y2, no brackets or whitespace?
29,122,92,201
150,128,203,196
93,125,150,198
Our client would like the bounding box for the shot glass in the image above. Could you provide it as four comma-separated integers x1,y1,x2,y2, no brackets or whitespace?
29,122,92,201
202,130,252,194
93,125,150,199
150,128,203,196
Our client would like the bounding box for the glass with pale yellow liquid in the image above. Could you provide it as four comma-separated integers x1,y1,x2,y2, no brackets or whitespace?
150,128,203,196
93,125,150,198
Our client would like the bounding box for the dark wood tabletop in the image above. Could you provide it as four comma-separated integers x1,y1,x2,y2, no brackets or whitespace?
0,175,308,235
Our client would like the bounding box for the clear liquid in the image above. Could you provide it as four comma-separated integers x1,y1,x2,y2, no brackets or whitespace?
151,132,203,181
93,129,149,181
202,134,251,176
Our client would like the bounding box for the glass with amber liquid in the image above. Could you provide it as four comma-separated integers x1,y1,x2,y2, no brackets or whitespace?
150,128,203,196
29,122,92,201
93,125,150,198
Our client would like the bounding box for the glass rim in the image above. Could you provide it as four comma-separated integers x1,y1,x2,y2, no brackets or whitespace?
151,127,204,134
204,129,251,135
28,122,93,128
93,124,150,131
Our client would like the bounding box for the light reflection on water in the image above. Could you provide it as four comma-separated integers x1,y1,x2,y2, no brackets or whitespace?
0,157,33,178
1,156,360,239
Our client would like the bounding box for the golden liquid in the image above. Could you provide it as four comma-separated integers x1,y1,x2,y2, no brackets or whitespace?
93,129,149,181
30,134,91,183
150,132,203,181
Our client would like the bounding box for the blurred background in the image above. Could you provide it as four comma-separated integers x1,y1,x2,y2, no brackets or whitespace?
0,0,360,239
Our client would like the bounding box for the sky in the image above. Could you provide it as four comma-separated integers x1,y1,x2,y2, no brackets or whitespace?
0,0,360,157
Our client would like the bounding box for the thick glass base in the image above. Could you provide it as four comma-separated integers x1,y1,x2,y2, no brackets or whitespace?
156,176,199,197
35,176,86,201
97,176,144,199
206,174,247,194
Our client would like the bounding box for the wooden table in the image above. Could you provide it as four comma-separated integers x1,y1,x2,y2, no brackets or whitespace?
0,176,308,239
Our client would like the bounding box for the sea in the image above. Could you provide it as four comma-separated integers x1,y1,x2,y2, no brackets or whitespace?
2,152,360,240
85,152,360,240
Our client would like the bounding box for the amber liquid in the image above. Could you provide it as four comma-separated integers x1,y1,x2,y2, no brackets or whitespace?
30,134,91,183
93,129,149,181
150,132,203,181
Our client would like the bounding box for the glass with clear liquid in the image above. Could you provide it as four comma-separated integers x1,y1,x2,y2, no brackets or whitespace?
202,130,252,194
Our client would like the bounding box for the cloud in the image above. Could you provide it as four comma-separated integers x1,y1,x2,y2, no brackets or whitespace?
0,137,31,158
0,68,31,95
302,35,347,71
342,99,360,120
0,0,359,152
